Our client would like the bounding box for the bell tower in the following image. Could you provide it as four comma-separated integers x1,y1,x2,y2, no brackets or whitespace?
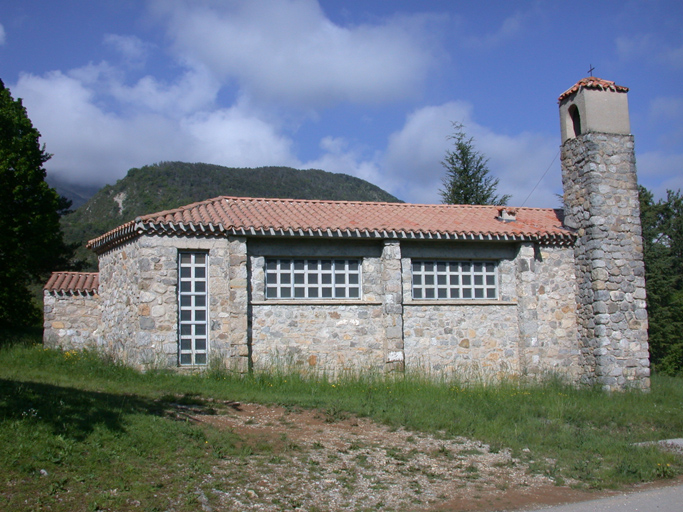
559,77,650,390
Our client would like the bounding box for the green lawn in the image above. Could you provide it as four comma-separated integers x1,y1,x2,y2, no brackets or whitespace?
1,333,682,511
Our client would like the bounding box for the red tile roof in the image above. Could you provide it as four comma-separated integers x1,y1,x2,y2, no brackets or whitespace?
45,272,99,294
87,196,574,253
558,77,629,102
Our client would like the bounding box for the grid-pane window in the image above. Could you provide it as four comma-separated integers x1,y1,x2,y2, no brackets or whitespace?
266,259,361,299
178,252,208,366
412,261,497,300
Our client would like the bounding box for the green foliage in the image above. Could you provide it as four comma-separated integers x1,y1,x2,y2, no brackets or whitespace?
61,162,401,270
439,122,510,206
0,80,73,327
639,186,683,375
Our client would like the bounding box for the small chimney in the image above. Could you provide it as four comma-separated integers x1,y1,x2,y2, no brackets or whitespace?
497,207,517,222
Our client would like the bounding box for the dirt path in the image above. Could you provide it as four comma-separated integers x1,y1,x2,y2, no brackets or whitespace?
182,403,676,511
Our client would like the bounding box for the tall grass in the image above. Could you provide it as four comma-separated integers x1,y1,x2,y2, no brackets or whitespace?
1,337,682,510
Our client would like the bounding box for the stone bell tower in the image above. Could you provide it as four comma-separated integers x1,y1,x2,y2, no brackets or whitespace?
559,77,650,391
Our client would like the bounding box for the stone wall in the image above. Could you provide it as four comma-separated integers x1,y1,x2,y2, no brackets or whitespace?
249,241,386,375
43,290,100,350
404,304,520,376
402,241,580,379
48,234,584,382
516,243,581,378
98,240,143,363
562,132,650,390
97,235,234,370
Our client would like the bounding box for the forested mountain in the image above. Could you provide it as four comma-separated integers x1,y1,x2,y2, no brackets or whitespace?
61,162,401,269
46,176,102,210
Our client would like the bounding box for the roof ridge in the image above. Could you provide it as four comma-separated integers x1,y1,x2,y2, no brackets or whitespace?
166,195,559,211
139,195,228,220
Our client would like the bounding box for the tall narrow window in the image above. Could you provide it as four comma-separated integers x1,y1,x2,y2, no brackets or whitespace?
178,252,208,366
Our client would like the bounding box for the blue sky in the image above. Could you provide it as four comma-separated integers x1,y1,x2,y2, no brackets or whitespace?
1,0,681,206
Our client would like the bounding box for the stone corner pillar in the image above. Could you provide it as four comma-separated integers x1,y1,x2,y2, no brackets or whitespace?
381,240,404,373
227,236,250,373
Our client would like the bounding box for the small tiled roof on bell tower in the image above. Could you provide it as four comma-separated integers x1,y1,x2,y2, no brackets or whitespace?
558,77,629,103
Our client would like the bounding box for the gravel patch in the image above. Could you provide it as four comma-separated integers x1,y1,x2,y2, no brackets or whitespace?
192,404,563,511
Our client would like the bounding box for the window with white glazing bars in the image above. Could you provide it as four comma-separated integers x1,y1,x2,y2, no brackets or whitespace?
178,252,208,365
412,261,497,300
265,259,361,299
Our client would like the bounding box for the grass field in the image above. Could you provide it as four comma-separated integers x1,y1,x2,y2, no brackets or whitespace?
1,329,682,511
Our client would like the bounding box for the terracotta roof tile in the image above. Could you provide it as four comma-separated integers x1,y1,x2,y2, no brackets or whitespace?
45,272,99,294
558,77,628,102
87,196,574,253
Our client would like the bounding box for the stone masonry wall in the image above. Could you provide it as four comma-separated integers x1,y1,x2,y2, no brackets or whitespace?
51,234,583,381
516,243,580,378
402,245,519,377
561,133,650,390
381,241,404,372
98,239,143,364
249,251,386,375
227,236,249,372
402,242,580,379
43,291,100,350
98,235,233,370
403,304,520,376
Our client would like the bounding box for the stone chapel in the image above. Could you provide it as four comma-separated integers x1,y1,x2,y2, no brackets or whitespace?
44,77,651,390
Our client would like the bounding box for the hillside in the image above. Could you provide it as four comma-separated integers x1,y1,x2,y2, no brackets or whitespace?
46,176,102,210
61,162,401,269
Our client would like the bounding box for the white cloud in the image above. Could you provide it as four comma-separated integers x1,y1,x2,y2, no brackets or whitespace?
304,136,384,193
11,68,300,186
381,102,561,206
103,34,153,67
617,35,683,70
0,23,5,45
109,65,221,116
464,11,529,49
13,71,184,184
2,1,449,196
182,105,298,168
149,0,437,107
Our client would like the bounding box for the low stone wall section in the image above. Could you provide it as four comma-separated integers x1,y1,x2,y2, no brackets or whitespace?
404,303,520,376
43,291,100,350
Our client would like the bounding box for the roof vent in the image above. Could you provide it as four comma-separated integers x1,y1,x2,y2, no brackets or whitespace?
497,208,517,222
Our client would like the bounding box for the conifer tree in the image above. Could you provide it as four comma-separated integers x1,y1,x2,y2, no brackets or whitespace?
439,123,510,206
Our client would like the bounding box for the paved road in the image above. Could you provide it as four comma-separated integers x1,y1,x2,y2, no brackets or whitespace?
529,483,683,512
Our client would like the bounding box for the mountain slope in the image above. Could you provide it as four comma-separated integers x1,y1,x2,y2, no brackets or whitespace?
61,162,401,269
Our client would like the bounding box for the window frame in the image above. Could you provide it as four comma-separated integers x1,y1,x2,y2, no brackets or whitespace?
178,251,209,366
411,260,498,300
265,258,362,300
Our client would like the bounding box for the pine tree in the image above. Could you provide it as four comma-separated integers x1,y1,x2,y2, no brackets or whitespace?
0,80,72,326
439,123,510,206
